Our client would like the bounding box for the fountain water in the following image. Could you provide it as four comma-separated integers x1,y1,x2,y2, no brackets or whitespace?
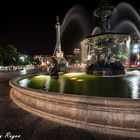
92,27,101,35
114,20,140,38
111,2,140,31
61,5,91,37
60,5,92,55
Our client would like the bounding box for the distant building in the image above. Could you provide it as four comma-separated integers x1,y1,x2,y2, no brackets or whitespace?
66,48,81,65
18,54,29,64
34,55,51,66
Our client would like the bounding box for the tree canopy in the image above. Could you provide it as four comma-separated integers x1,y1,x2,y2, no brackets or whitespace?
0,44,18,66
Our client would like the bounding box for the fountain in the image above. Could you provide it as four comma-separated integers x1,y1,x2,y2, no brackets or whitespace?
61,5,92,59
81,2,132,76
81,2,140,74
9,1,140,139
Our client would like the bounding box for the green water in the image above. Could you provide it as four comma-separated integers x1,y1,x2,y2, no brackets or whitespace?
18,72,140,99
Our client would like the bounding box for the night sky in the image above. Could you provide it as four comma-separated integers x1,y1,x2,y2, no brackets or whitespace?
0,0,139,55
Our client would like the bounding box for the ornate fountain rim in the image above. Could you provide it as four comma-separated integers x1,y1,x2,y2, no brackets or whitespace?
81,33,129,46
94,6,115,17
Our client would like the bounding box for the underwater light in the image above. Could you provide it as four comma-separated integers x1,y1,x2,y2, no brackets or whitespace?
65,73,85,76
77,79,83,82
70,78,77,80
35,75,49,78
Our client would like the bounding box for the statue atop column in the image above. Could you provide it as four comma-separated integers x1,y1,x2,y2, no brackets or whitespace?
50,16,68,78
53,16,64,58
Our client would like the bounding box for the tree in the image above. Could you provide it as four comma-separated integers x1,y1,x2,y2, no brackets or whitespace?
0,47,4,65
3,45,18,66
0,44,19,71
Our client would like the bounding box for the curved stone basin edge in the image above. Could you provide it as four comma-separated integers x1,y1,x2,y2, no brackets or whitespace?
9,73,140,138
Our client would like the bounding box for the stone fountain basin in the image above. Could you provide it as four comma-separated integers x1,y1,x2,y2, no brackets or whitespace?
9,73,140,138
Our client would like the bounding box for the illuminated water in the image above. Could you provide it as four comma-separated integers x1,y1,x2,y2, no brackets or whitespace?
18,72,140,99
111,2,140,32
